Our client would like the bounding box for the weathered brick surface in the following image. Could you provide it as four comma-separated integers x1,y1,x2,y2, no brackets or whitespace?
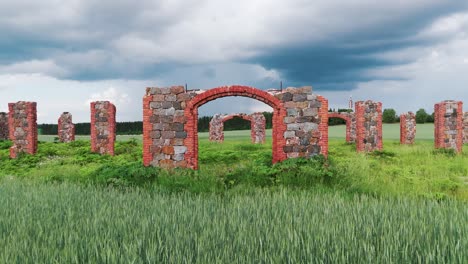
434,100,462,153
209,112,266,143
355,101,383,152
0,112,8,140
8,101,37,158
328,112,356,143
58,112,75,143
400,112,416,144
463,112,468,144
143,85,328,169
91,101,116,155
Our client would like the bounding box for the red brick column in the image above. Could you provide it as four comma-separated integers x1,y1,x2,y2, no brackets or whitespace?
434,100,463,153
58,112,75,143
90,101,116,155
400,112,416,144
355,100,383,152
8,102,37,158
317,96,329,157
0,112,8,140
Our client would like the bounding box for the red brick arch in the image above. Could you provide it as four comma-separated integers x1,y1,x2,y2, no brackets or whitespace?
328,112,352,142
222,113,253,123
184,85,287,169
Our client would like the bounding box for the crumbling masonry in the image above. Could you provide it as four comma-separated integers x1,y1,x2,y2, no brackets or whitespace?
143,85,328,169
400,112,416,144
0,112,8,140
90,101,116,155
58,112,75,143
328,112,356,143
8,101,37,158
434,100,462,153
463,112,468,144
209,113,266,143
355,101,383,152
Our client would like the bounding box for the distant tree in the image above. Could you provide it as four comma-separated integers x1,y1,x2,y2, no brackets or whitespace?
425,112,435,123
416,108,428,124
382,108,397,123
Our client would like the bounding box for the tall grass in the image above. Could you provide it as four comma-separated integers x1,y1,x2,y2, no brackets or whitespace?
0,180,466,263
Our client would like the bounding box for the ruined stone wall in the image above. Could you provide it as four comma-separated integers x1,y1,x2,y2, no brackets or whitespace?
58,112,75,143
434,100,463,153
400,112,416,144
250,112,266,144
355,101,383,152
463,112,468,144
90,101,116,155
143,85,328,169
208,112,266,143
8,101,37,158
143,86,195,168
0,112,8,140
209,114,224,142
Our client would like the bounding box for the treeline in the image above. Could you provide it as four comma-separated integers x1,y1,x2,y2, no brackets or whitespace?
39,112,275,135
198,112,273,132
382,108,434,124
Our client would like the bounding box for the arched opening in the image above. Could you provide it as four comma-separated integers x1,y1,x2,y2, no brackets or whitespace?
328,112,354,143
184,86,286,169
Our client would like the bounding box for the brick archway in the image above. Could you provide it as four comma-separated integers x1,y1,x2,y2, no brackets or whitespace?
328,112,355,143
185,86,286,169
143,85,328,169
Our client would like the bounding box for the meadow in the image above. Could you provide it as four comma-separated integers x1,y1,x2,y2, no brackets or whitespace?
0,124,467,262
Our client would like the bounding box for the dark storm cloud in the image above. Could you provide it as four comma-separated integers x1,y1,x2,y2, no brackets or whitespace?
251,2,468,90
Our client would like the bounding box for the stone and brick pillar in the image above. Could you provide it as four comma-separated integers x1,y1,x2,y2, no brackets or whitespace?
434,100,463,153
463,112,468,144
400,112,416,144
58,112,75,143
250,112,266,144
0,112,8,140
8,101,37,158
209,114,224,142
143,86,194,168
90,101,116,155
355,100,383,152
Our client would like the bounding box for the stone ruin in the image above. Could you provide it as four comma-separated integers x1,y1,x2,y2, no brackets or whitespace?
90,101,116,155
209,112,266,143
8,101,38,158
143,85,328,169
0,112,8,140
400,112,416,144
58,112,75,143
355,100,383,152
328,112,356,143
434,100,463,153
463,112,468,144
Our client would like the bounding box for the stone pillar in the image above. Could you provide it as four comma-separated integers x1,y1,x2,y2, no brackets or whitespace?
463,112,468,144
143,86,194,168
250,112,266,144
209,114,224,142
8,102,37,158
0,112,8,140
90,101,116,155
355,100,383,152
58,112,75,143
348,113,357,143
400,112,416,144
434,100,463,153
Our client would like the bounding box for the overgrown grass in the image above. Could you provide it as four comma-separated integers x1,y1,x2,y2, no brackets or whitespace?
0,180,465,263
0,124,467,199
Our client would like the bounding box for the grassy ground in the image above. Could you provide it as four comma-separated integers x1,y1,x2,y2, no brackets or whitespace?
0,181,466,263
0,124,467,262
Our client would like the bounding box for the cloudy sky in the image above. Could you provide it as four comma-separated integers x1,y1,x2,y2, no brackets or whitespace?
1,0,468,123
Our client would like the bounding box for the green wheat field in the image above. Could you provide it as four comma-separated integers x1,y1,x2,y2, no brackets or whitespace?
0,124,467,263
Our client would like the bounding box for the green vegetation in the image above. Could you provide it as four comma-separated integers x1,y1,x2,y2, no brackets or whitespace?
0,124,467,262
0,180,466,263
382,108,397,123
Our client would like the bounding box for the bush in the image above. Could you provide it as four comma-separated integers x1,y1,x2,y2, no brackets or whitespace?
383,109,397,123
